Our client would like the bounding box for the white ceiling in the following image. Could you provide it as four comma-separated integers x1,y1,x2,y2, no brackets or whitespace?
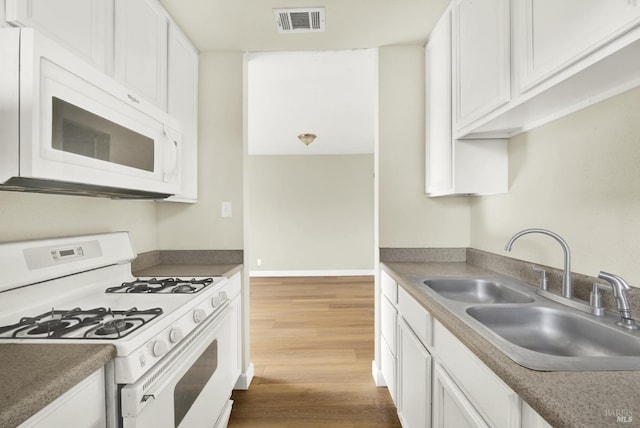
158,0,450,52
247,49,376,155
158,0,450,154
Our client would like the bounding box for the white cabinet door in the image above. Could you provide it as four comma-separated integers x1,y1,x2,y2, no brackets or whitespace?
18,368,106,428
452,0,510,131
425,8,453,195
381,338,397,405
426,6,508,197
114,0,167,109
226,273,243,389
228,294,242,390
5,0,112,71
433,363,489,428
166,23,198,202
397,318,432,428
380,294,398,403
515,0,640,93
434,321,521,428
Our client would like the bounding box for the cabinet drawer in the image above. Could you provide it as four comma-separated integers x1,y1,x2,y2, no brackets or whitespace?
381,295,397,355
381,270,397,304
398,286,432,348
434,321,520,428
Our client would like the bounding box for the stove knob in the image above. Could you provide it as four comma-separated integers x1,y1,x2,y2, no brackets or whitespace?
220,291,229,301
193,308,206,323
152,340,169,357
169,328,183,343
211,296,222,308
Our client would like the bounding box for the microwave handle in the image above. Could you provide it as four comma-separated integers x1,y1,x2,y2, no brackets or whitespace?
163,126,180,181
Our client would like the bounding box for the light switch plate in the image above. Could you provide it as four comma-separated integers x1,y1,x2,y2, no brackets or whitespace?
221,201,232,217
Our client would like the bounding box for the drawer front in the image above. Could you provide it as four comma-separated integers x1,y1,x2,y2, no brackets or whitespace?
434,321,520,428
381,270,398,303
398,286,432,349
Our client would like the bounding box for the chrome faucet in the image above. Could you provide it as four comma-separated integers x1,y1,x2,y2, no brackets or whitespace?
591,271,638,330
504,228,573,298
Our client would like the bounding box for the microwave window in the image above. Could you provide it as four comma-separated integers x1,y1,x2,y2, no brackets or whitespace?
52,97,154,172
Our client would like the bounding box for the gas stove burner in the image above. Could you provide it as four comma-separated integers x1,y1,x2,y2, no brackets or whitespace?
95,319,132,336
27,319,72,335
106,277,216,294
0,307,163,340
172,283,196,294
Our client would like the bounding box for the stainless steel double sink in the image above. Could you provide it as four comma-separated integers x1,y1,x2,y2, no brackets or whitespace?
418,277,640,371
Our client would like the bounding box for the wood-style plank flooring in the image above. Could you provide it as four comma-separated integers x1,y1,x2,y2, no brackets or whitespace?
228,276,401,427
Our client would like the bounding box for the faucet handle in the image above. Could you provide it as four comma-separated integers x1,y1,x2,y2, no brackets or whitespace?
532,267,548,291
590,283,609,316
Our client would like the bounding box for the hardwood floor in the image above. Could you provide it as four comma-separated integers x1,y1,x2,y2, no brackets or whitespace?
228,276,401,427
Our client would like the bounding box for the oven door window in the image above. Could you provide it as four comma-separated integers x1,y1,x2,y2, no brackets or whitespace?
51,97,155,172
174,339,218,427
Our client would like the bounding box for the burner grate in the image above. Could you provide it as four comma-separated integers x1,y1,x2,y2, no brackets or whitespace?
0,307,163,340
106,277,215,294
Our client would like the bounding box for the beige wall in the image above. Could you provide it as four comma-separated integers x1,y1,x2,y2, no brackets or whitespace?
157,51,245,250
248,154,374,272
0,52,245,254
471,86,640,285
0,191,158,252
378,45,470,248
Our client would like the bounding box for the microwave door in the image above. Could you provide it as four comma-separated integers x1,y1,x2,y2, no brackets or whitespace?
51,97,155,173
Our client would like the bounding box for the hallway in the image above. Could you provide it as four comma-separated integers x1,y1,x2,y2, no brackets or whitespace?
228,276,400,427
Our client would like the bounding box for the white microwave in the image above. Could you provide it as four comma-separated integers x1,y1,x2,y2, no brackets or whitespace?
0,28,181,199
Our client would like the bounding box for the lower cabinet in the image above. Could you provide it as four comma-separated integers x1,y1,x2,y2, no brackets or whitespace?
228,273,243,390
398,318,432,428
433,320,520,428
19,368,106,428
379,271,552,428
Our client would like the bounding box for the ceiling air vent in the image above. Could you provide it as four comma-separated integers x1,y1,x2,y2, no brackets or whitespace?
273,7,325,33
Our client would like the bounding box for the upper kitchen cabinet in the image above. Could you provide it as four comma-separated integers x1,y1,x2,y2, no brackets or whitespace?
452,0,510,135
425,7,508,197
458,0,640,138
515,0,640,93
114,0,168,110
165,23,199,202
425,8,453,195
4,0,113,72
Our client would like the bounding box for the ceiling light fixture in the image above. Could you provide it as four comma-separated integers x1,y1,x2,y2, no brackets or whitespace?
298,133,317,146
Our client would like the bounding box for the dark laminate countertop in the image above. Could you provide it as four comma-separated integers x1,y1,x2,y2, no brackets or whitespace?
382,262,640,428
133,263,242,279
0,344,116,427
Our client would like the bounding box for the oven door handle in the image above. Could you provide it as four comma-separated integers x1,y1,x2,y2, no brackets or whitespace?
121,304,231,417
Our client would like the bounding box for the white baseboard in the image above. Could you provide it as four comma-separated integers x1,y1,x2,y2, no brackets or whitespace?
372,360,387,387
234,362,254,390
249,269,375,277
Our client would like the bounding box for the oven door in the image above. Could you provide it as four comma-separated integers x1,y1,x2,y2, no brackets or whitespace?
121,306,233,428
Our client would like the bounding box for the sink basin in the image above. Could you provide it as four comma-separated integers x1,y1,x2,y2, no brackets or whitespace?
423,278,534,304
466,305,640,369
